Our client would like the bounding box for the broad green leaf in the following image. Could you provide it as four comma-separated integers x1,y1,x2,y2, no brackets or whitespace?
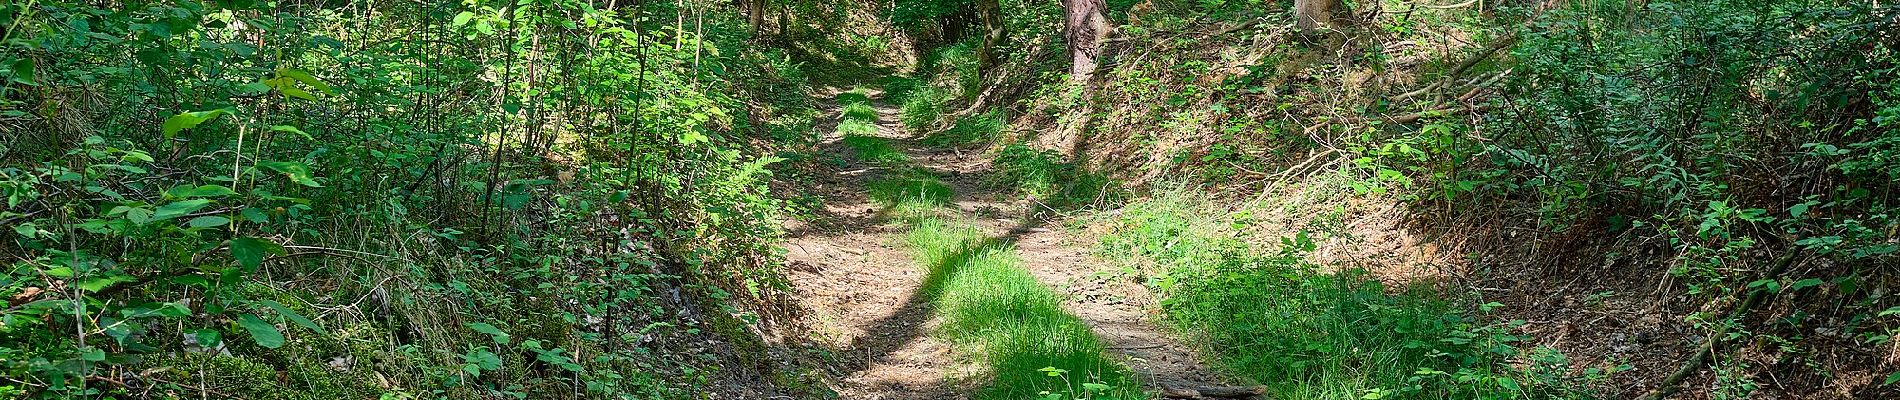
169,184,236,198
1496,376,1522,391
7,58,34,86
241,207,270,223
80,347,105,361
679,131,709,145
44,266,74,278
256,300,326,334
13,222,36,238
468,322,511,344
270,125,314,140
1789,203,1810,218
120,150,155,162
1788,278,1825,292
122,302,190,318
237,314,285,348
153,199,213,222
77,273,135,292
187,216,231,228
1886,370,1900,386
229,237,282,270
1747,279,1779,293
276,68,333,94
192,328,222,348
257,161,322,187
463,349,502,371
279,85,317,100
125,207,152,225
161,109,231,138
453,11,475,26
237,82,271,95
173,275,211,287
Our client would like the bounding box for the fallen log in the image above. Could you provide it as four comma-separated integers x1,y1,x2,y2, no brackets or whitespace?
1161,384,1269,399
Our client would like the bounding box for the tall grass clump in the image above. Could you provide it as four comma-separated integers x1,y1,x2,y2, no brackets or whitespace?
900,87,945,133
841,102,880,122
923,111,1005,146
917,41,981,97
836,118,879,136
882,76,927,105
842,134,907,165
867,168,953,214
835,89,872,106
993,144,1122,212
1096,190,1603,399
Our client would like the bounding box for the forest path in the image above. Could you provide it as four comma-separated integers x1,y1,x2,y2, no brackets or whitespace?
782,87,1229,399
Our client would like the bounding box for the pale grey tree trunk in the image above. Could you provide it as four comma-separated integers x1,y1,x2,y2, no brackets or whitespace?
1062,0,1108,81
1293,0,1340,32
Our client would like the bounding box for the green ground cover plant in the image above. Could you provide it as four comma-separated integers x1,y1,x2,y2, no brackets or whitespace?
1096,190,1607,399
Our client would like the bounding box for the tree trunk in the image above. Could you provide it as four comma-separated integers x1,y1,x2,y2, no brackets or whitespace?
1061,0,1108,81
746,0,766,38
1293,0,1340,32
975,0,1006,74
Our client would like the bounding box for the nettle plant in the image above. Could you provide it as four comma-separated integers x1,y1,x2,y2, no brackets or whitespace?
4,53,336,392
3,135,327,393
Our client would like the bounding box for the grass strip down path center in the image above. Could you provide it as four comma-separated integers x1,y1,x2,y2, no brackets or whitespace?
834,91,1138,399
884,172,1136,400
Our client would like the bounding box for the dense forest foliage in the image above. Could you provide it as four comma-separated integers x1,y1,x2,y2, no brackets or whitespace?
1,0,826,398
3,0,1897,399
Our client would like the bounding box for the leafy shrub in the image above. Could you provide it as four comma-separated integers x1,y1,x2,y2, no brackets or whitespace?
0,1,808,398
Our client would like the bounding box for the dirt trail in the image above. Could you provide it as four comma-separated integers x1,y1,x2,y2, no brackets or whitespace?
784,88,1231,399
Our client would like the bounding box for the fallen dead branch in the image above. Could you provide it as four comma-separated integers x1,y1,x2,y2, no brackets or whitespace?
1161,384,1270,399
1639,246,1804,400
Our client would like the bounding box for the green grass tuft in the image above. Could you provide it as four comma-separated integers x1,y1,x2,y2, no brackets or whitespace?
841,102,880,122
900,88,944,133
992,144,1122,212
836,118,878,136
836,90,871,106
867,168,952,210
841,134,907,165
923,111,1005,146
882,76,926,105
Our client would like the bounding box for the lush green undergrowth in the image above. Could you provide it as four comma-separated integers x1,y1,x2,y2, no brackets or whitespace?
0,1,822,398
1094,190,1608,399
